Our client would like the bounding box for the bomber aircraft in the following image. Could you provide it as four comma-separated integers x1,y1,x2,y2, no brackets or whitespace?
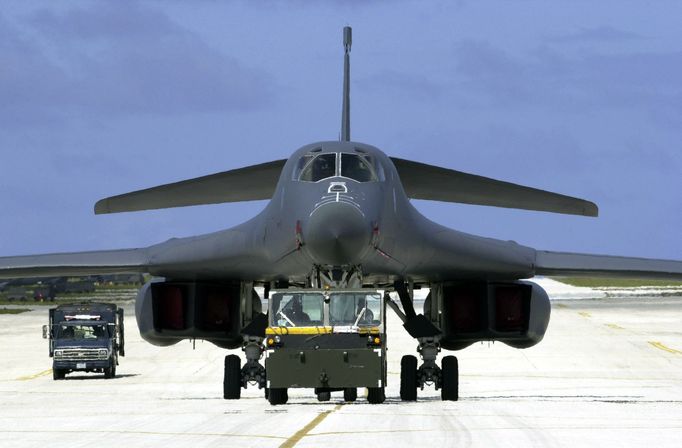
2,27,682,403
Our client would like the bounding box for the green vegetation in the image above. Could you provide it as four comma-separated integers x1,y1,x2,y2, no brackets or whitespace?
552,277,682,288
0,307,31,314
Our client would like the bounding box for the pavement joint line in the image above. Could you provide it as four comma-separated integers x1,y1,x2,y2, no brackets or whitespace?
280,404,342,448
648,341,682,355
16,369,52,381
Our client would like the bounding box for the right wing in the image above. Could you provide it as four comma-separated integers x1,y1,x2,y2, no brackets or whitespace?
535,250,682,280
391,157,598,217
0,248,149,279
95,159,287,214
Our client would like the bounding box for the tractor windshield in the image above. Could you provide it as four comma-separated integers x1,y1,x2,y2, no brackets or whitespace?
270,292,325,327
329,292,382,326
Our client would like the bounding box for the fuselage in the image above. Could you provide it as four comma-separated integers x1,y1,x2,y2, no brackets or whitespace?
147,141,536,284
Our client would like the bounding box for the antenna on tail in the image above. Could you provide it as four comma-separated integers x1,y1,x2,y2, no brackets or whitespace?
341,26,352,142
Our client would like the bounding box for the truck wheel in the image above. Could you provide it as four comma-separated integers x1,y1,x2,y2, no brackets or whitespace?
317,391,331,402
223,354,242,399
441,355,459,401
400,355,418,401
104,365,116,379
367,387,385,404
268,388,288,405
264,388,269,399
343,387,357,402
53,369,64,380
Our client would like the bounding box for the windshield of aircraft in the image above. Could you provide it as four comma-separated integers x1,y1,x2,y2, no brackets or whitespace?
297,153,336,182
270,292,325,327
329,292,382,326
341,153,379,182
57,323,109,339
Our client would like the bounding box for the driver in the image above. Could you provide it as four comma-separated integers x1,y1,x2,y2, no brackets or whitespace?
290,296,311,324
356,297,374,324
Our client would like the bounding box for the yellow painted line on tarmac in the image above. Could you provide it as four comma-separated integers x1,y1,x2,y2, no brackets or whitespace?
606,323,624,330
555,303,568,309
648,341,682,355
578,312,591,318
16,369,52,381
280,404,342,448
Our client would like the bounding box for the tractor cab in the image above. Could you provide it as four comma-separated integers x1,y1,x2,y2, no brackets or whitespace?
264,289,387,404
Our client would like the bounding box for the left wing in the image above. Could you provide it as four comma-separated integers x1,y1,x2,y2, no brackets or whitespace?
535,250,682,280
0,248,149,279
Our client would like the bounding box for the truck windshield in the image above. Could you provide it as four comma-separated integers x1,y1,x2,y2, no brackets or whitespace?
329,292,381,326
270,292,325,327
57,324,109,340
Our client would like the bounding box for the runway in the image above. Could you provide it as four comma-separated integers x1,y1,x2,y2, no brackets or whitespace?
1,296,681,447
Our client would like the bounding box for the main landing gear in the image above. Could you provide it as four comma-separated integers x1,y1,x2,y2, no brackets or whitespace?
223,336,268,400
224,313,269,400
399,339,458,401
389,282,459,402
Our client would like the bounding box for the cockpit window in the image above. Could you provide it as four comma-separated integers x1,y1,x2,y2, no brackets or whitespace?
298,153,337,182
341,153,378,182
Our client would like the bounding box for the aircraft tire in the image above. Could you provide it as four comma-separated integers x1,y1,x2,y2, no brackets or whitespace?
223,354,242,399
343,387,357,402
268,388,288,405
441,355,458,401
400,355,418,401
367,387,385,404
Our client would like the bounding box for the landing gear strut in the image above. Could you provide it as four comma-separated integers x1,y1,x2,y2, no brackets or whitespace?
390,282,459,402
223,336,267,400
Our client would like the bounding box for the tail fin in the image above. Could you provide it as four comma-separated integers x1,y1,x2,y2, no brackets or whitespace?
341,26,352,142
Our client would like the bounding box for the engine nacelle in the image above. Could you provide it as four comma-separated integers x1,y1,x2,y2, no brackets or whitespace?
136,279,261,349
427,280,550,350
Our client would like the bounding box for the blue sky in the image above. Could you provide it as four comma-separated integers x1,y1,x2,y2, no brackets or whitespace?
0,0,680,261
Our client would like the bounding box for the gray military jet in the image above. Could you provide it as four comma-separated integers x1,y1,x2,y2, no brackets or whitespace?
2,27,682,402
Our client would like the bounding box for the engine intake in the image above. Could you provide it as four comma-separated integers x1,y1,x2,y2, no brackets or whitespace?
432,280,550,350
136,280,254,349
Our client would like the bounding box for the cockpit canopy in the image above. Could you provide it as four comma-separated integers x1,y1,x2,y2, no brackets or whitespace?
293,151,384,183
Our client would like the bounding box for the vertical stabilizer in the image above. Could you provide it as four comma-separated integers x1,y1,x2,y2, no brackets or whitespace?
341,26,352,142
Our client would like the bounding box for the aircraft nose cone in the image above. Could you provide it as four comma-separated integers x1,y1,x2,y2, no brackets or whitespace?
304,203,371,265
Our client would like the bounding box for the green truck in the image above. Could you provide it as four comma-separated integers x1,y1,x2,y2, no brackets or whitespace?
263,289,386,404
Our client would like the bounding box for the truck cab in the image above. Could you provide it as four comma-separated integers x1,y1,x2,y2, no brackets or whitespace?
264,289,387,404
43,302,125,380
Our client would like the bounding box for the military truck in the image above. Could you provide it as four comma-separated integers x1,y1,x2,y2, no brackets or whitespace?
261,289,386,404
43,302,125,380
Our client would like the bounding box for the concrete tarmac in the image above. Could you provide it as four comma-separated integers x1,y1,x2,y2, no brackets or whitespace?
1,296,681,447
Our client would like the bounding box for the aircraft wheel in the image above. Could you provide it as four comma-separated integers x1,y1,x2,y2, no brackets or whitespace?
367,387,385,404
223,355,242,399
400,355,418,401
441,355,458,401
317,391,331,402
268,388,288,405
343,387,357,402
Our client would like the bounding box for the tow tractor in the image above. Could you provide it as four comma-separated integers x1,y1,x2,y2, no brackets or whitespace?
262,289,386,404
